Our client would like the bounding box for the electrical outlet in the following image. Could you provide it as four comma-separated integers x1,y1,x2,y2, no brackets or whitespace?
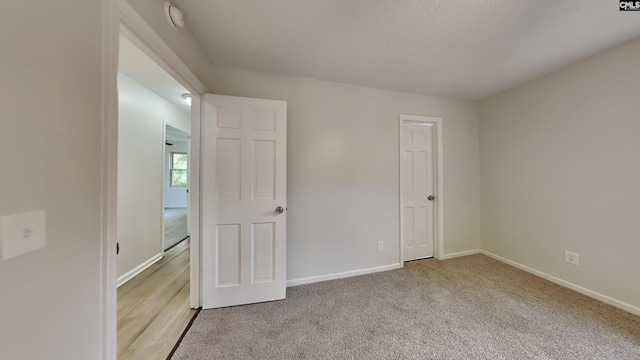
377,241,384,252
565,250,579,266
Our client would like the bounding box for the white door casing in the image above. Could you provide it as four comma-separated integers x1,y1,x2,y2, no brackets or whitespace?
401,121,435,261
202,94,287,309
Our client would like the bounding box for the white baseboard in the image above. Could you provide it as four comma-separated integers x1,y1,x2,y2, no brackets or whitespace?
439,249,481,260
287,263,403,287
117,253,163,288
480,250,640,317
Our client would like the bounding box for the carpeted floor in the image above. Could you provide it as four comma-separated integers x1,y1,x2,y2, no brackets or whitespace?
172,254,640,360
164,208,188,251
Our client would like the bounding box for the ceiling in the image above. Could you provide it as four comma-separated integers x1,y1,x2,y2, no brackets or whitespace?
172,0,640,100
166,126,189,143
119,35,191,112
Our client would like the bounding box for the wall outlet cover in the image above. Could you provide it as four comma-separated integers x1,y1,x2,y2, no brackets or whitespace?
0,210,47,261
564,250,579,266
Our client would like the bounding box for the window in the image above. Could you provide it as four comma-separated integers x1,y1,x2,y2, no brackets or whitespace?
171,152,188,187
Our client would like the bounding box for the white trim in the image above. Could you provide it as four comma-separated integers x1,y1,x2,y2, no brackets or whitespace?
100,0,119,359
440,249,481,260
116,253,163,287
286,264,403,287
480,250,640,317
435,119,445,259
118,0,207,95
398,115,445,263
161,122,167,256
189,94,202,308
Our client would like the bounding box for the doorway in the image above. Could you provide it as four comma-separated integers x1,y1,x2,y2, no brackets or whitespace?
116,32,197,359
103,2,208,358
399,115,444,262
163,125,190,252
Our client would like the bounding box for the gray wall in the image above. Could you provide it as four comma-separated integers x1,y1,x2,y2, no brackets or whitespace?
0,0,103,358
479,37,640,310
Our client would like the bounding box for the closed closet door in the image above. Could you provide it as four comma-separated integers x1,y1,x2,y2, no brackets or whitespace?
401,122,435,261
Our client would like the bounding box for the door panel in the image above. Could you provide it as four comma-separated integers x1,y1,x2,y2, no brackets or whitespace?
202,94,287,309
217,139,242,200
253,140,276,199
402,123,435,261
216,224,241,286
252,222,275,283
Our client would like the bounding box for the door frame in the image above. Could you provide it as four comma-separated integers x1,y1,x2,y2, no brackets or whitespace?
101,1,209,358
398,114,445,263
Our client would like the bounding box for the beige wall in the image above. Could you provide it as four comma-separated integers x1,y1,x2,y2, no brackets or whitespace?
0,0,104,359
207,66,481,280
117,74,190,281
480,37,640,310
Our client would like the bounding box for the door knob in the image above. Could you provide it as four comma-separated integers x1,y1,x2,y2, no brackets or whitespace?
428,195,435,201
274,206,285,215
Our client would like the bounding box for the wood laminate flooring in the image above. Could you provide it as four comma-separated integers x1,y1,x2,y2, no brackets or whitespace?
118,239,197,360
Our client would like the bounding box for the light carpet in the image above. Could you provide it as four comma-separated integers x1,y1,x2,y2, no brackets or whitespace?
172,254,640,359
164,208,188,251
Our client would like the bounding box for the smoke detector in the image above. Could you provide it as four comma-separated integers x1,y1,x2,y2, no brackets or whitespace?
165,2,184,31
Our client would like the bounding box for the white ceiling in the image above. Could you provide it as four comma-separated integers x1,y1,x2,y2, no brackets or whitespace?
119,35,191,112
166,126,189,143
173,0,640,100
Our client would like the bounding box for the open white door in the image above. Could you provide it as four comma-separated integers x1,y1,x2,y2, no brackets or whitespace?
202,94,287,309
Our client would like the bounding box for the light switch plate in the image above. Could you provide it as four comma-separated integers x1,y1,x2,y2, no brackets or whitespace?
0,210,47,261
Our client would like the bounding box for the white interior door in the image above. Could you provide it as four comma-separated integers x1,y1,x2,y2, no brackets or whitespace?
202,94,287,309
401,122,435,261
